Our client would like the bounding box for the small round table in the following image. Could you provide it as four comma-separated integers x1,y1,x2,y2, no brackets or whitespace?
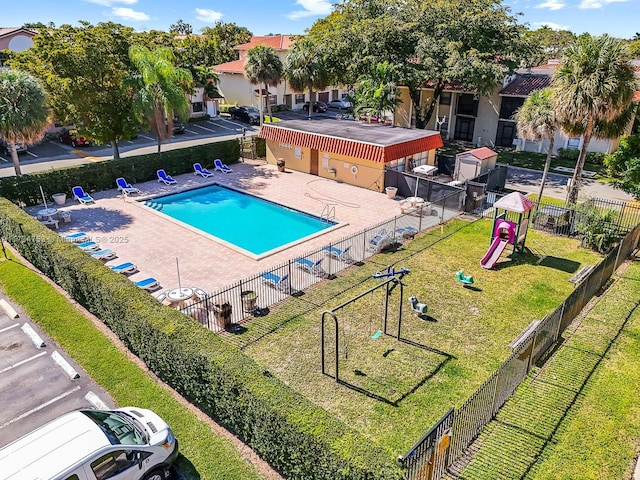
405,196,424,207
167,287,195,303
37,207,58,218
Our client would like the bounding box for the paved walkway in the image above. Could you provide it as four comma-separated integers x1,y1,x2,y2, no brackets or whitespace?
34,161,404,295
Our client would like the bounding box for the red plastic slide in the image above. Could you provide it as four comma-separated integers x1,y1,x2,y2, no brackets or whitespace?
480,237,508,269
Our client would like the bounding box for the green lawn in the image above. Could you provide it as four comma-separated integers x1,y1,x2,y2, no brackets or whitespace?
0,253,264,480
496,150,609,180
220,218,601,454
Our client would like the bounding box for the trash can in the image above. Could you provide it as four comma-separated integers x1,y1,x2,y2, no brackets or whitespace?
52,193,67,206
241,290,258,314
385,186,398,199
212,301,232,330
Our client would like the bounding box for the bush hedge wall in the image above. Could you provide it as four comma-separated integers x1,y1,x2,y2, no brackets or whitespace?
0,140,240,207
0,199,403,480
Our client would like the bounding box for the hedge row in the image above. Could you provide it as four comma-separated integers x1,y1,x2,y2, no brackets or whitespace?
0,140,240,207
0,199,404,480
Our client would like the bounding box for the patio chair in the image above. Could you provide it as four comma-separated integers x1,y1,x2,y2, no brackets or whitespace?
91,249,117,261
366,229,394,253
323,244,352,262
110,262,137,275
295,257,325,276
213,158,233,174
157,169,177,185
260,272,290,292
193,163,214,177
395,226,418,240
72,186,95,204
63,232,89,243
57,210,72,223
134,277,160,291
116,177,142,195
76,241,101,252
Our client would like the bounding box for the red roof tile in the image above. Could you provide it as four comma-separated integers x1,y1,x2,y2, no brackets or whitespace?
234,35,294,52
464,147,497,160
214,59,245,74
259,125,443,163
500,75,551,96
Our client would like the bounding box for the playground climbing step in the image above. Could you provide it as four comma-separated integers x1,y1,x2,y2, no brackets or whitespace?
443,259,640,479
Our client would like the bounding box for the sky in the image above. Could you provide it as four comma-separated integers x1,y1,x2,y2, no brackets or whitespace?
1,0,638,39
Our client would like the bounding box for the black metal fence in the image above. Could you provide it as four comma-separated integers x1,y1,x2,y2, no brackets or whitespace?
179,190,464,331
384,168,465,205
400,221,640,480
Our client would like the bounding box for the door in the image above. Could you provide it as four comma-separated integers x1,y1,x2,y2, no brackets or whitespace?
310,150,319,175
284,94,292,108
495,121,516,147
89,450,142,480
318,91,329,102
454,117,475,142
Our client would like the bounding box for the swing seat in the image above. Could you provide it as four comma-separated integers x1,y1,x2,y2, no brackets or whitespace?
456,270,474,285
371,330,382,339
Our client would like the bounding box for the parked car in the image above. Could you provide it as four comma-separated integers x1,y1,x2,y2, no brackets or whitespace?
169,117,185,134
328,98,352,110
229,106,260,125
0,138,28,156
59,128,92,147
303,101,328,113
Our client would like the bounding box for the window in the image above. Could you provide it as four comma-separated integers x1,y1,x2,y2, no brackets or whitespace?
567,137,581,148
332,89,339,100
295,94,305,104
439,92,452,105
495,120,517,147
192,101,203,113
454,117,475,142
65,476,80,480
456,94,479,117
269,95,277,105
499,97,524,120
91,451,138,480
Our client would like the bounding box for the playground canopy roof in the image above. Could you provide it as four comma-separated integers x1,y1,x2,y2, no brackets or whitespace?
493,192,535,213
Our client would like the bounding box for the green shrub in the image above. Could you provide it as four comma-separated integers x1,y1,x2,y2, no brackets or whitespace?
557,147,580,161
585,151,606,166
271,104,291,112
0,199,403,480
255,137,266,158
188,114,210,122
218,103,237,113
0,140,239,207
574,199,620,253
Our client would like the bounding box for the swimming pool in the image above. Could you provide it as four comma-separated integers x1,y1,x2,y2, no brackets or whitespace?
144,184,337,257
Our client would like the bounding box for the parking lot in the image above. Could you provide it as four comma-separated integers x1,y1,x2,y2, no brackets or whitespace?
0,293,114,448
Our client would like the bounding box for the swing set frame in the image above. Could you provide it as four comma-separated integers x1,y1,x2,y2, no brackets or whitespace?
321,277,405,382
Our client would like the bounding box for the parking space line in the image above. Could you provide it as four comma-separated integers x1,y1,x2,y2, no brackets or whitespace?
184,129,199,135
0,351,48,374
0,156,8,163
139,134,155,141
85,391,108,410
0,323,19,334
208,119,237,131
191,123,218,134
0,386,81,429
26,151,38,158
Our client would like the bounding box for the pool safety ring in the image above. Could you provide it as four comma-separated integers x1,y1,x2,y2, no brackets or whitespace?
351,165,358,176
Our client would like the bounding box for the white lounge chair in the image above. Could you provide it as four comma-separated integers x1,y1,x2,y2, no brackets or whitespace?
260,272,290,292
134,277,160,291
72,186,95,204
193,163,214,177
323,245,352,262
116,177,142,195
110,262,137,275
366,229,394,253
395,226,418,240
295,257,325,276
214,159,232,174
91,249,117,261
77,241,101,252
64,232,89,243
157,169,177,185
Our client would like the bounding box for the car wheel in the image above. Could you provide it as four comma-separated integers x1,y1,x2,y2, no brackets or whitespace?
142,468,166,480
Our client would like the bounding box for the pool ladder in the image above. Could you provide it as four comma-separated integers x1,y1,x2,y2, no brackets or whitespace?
321,204,335,223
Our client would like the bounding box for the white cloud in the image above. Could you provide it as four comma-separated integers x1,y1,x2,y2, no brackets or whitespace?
112,7,149,21
85,0,137,6
536,0,566,10
195,8,223,23
532,21,571,30
287,0,333,20
579,0,627,8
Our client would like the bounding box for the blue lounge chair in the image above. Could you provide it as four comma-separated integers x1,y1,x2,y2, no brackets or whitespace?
157,169,177,185
116,177,142,195
64,232,89,243
76,241,100,252
134,277,160,291
395,226,418,240
110,262,137,275
260,272,290,292
323,244,352,262
91,249,116,261
295,257,325,276
193,163,214,177
213,159,232,174
72,186,95,204
366,229,394,253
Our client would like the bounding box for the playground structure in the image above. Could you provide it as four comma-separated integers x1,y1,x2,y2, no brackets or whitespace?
409,295,428,315
373,265,410,279
455,270,474,285
481,192,535,269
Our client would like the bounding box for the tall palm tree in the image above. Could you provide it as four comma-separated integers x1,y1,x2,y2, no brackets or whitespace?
553,34,637,206
354,61,401,122
284,38,330,120
129,45,193,153
244,45,283,124
0,70,49,176
514,88,557,205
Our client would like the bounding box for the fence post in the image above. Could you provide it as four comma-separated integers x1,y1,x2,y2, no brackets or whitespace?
288,260,292,296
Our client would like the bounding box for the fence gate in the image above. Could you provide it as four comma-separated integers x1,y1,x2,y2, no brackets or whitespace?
400,408,454,480
464,181,485,214
239,136,257,160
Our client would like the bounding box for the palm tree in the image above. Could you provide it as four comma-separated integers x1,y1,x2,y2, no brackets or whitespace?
354,61,401,122
129,45,193,153
514,88,557,205
284,38,330,120
244,45,283,124
0,70,49,176
553,34,637,206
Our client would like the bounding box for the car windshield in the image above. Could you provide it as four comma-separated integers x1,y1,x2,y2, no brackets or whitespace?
246,107,259,114
82,411,148,446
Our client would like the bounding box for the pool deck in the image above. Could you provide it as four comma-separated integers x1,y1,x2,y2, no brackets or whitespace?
41,161,407,294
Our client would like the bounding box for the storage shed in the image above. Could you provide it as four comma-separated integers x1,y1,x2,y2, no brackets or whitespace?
454,147,498,182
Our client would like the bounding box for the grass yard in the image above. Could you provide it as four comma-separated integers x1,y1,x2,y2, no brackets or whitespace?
220,218,601,454
0,252,264,480
496,151,609,180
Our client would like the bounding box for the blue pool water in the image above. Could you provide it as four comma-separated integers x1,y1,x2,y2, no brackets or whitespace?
145,185,335,255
